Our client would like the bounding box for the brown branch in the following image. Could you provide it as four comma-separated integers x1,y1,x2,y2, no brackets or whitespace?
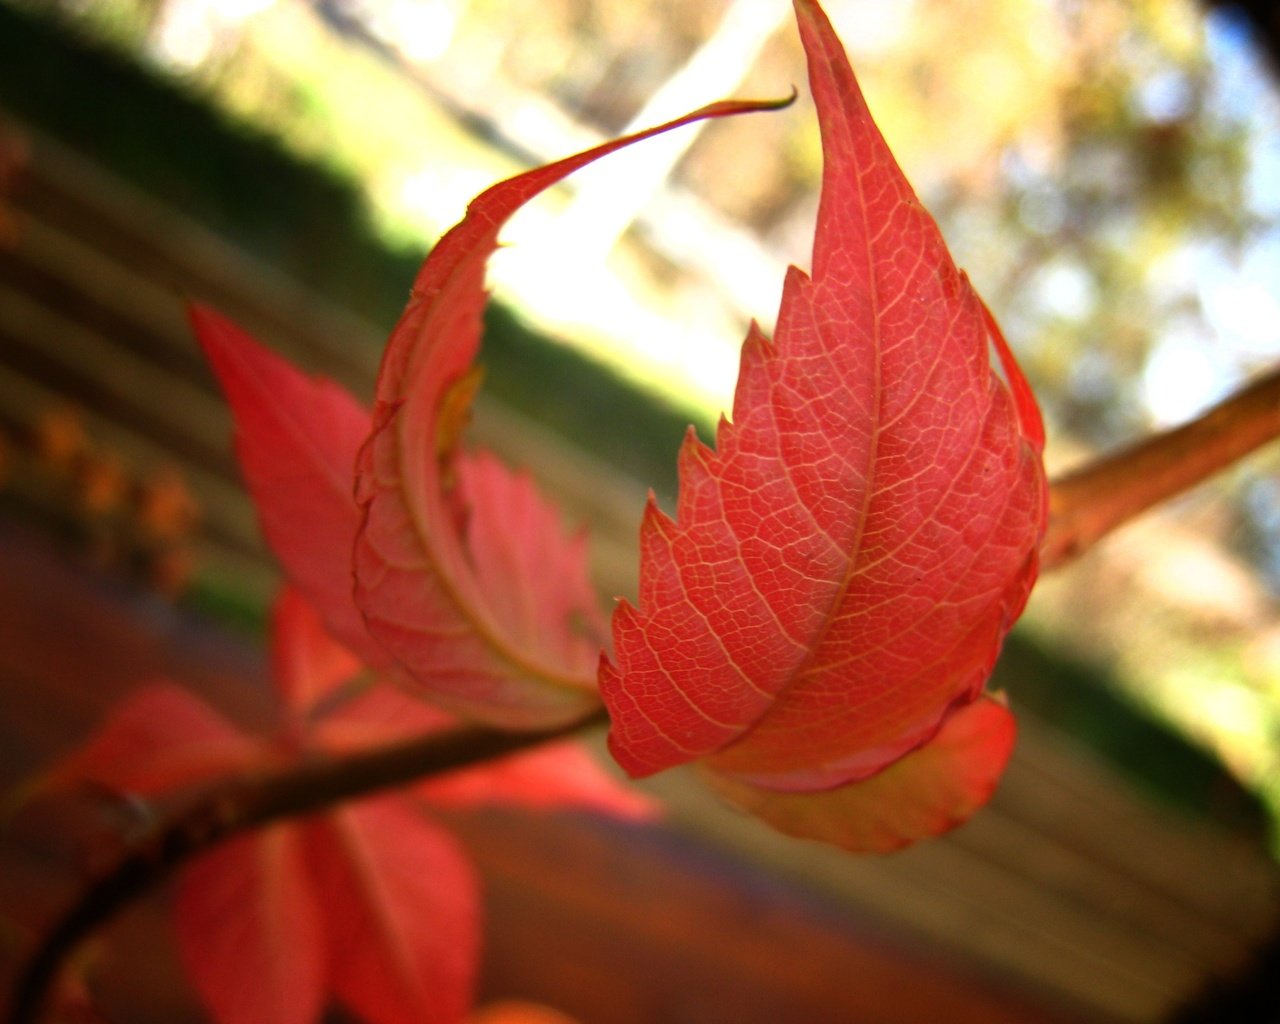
1042,364,1280,571
7,704,609,1024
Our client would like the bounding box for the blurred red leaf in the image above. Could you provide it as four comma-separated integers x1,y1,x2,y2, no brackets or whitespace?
47,585,649,1023
45,684,262,797
306,799,478,1024
599,0,1046,850
174,797,478,1024
48,618,479,1023
270,585,366,721
190,306,386,669
175,826,326,1024
417,736,654,820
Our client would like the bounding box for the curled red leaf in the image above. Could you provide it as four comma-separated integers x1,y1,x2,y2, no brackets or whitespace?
353,97,793,729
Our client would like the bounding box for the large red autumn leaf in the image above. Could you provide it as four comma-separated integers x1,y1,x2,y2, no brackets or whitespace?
599,0,1045,847
352,97,791,730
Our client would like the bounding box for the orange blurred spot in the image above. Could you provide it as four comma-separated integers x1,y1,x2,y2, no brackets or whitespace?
34,406,88,473
136,464,200,542
74,450,127,516
469,1002,580,1024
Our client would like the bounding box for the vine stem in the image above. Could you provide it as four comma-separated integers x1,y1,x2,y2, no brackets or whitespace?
10,367,1280,1023
1041,364,1280,571
7,706,608,1024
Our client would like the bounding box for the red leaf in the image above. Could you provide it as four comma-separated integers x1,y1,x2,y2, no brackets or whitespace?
45,586,501,1024
353,97,792,729
314,680,655,821
599,0,1045,845
304,798,480,1024
259,585,651,822
312,681,454,753
417,738,656,821
704,694,1017,853
452,453,608,685
176,827,327,1024
176,796,481,1024
287,618,654,821
190,305,387,669
271,586,366,720
47,684,261,797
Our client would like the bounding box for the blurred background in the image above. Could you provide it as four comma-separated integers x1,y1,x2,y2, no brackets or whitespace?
1,1,1279,1020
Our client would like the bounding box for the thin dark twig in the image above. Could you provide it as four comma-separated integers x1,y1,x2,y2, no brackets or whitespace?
8,705,609,1024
